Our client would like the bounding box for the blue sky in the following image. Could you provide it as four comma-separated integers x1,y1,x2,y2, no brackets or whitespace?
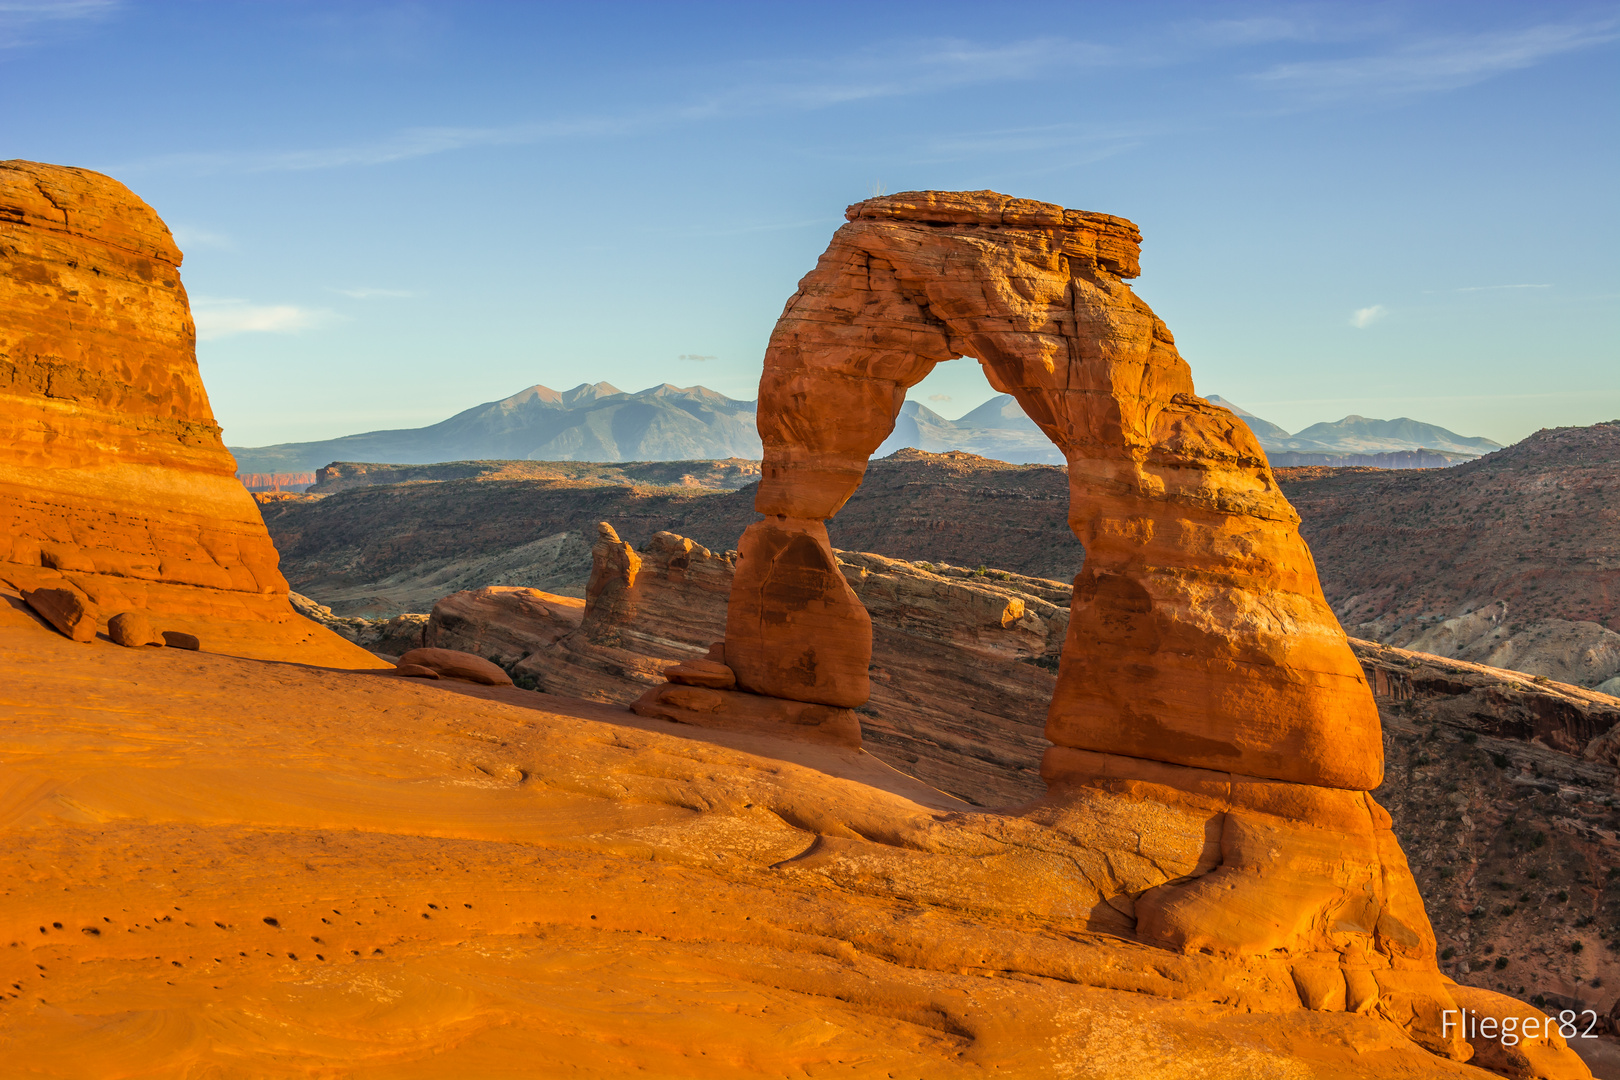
4,1,1616,447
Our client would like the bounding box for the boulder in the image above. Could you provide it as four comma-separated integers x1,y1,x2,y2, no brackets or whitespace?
21,587,96,642
108,611,163,648
398,647,513,686
663,659,736,689
161,631,201,651
394,663,440,679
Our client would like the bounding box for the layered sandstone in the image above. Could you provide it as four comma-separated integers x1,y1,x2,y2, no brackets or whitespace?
729,189,1382,791
0,160,380,666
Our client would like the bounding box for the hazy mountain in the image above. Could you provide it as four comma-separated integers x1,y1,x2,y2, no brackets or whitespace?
230,382,762,473
1276,415,1502,456
872,392,1499,468
232,382,1504,475
1205,397,1501,460
874,398,1063,464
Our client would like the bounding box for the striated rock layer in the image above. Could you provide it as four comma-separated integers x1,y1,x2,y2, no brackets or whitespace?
0,160,380,666
727,190,1383,791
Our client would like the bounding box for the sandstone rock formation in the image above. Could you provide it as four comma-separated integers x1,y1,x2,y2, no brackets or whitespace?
0,160,383,667
639,190,1520,1065
107,610,163,648
723,189,1382,791
10,593,1563,1077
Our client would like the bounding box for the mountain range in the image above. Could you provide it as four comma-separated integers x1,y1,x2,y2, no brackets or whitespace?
229,382,762,474
231,381,1502,475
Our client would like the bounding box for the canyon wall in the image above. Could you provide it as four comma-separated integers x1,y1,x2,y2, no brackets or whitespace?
0,160,382,666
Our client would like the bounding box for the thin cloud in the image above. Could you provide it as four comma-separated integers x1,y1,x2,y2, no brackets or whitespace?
928,394,952,402
1453,283,1553,293
0,0,118,48
334,287,413,299
169,224,232,250
1350,304,1387,328
115,36,1113,177
192,298,334,341
678,354,717,362
1250,21,1618,101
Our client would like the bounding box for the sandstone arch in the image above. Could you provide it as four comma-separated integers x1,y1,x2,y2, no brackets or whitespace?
723,190,1382,791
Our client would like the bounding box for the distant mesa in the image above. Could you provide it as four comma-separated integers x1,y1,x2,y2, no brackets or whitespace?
239,471,316,492
228,381,762,474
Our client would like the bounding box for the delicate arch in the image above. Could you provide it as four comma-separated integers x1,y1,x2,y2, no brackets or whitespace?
725,191,1381,791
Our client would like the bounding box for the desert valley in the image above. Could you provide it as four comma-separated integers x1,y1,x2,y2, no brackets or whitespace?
2,154,1618,1080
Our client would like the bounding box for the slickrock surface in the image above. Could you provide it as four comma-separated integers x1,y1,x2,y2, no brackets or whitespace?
0,160,382,668
407,531,1620,1034
0,591,1551,1078
1277,422,1620,690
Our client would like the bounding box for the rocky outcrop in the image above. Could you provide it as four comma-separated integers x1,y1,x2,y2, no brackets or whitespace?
725,189,1381,791
421,528,1060,805
289,591,428,658
0,160,381,667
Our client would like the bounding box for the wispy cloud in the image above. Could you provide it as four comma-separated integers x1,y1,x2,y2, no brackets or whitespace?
678,353,716,362
116,36,1114,176
1250,20,1618,101
333,286,413,299
928,394,952,402
0,0,118,48
1451,283,1553,293
1350,304,1387,328
118,116,638,175
169,224,232,250
192,298,334,341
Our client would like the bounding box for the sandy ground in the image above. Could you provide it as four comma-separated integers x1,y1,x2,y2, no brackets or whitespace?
0,594,1505,1078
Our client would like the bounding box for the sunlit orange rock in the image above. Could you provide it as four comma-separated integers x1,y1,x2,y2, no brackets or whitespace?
107,610,163,648
0,160,383,668
398,646,513,686
729,189,1381,792
724,517,871,707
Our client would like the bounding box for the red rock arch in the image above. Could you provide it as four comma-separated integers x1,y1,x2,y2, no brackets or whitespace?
724,191,1382,791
